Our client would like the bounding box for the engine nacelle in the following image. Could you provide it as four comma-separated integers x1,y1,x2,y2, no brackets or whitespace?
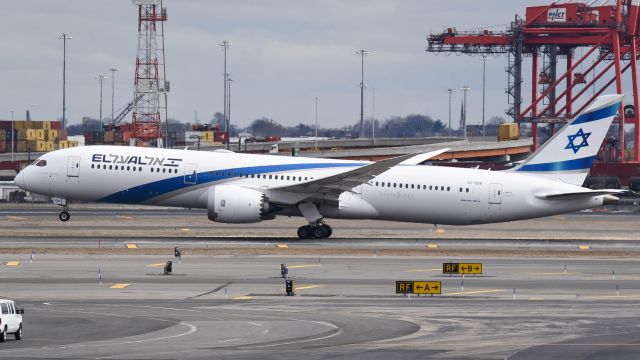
207,185,269,223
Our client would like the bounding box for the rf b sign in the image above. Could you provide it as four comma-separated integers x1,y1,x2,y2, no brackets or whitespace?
443,263,483,275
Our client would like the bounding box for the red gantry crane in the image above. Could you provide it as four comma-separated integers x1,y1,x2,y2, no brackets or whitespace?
427,1,640,180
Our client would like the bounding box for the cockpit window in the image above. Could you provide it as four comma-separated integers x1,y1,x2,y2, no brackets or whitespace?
35,160,47,167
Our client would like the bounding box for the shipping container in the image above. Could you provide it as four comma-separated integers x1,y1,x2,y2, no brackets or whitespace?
51,121,61,130
14,121,27,130
47,129,59,141
214,131,228,143
68,140,79,147
0,141,6,153
16,140,27,152
46,141,54,151
35,129,46,140
0,129,5,141
59,140,68,149
103,131,114,143
498,123,520,141
58,129,68,141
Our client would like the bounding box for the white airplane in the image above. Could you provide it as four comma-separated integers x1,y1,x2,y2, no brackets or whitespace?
14,94,624,239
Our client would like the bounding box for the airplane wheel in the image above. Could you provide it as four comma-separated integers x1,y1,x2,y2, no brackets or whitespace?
321,224,332,238
297,225,312,239
312,226,327,239
59,211,70,222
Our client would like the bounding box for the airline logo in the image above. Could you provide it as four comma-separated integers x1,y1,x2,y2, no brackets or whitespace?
547,8,566,22
92,153,183,167
565,128,591,154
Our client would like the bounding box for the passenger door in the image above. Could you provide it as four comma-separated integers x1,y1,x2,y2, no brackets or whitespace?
67,156,81,177
489,183,502,204
184,163,198,184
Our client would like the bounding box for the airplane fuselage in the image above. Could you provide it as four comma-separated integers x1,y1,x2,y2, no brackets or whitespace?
16,145,603,226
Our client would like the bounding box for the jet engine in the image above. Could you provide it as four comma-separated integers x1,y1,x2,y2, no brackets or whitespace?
207,185,270,223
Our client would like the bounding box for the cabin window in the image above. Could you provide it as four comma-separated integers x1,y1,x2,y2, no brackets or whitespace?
393,183,397,188
447,187,450,191
269,175,272,179
162,168,166,173
287,176,290,180
109,165,113,170
91,164,95,169
423,185,426,190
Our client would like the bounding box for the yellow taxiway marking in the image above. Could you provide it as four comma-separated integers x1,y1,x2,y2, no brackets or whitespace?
405,268,442,273
118,215,133,220
125,243,138,249
288,264,321,269
426,243,439,249
5,261,20,266
275,243,289,249
145,263,165,267
435,228,445,234
180,228,191,232
578,245,591,250
295,285,323,291
7,216,26,220
446,289,505,296
233,296,254,300
109,283,131,289
527,298,545,301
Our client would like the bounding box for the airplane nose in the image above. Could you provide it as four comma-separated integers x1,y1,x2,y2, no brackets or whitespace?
13,171,26,189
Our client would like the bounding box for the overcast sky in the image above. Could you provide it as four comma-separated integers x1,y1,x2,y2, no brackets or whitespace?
2,0,581,129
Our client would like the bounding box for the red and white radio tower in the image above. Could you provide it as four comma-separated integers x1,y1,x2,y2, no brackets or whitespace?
131,0,168,147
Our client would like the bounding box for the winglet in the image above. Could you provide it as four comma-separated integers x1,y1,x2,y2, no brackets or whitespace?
400,148,449,165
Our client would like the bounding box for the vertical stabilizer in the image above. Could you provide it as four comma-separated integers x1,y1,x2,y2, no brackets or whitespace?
510,94,623,186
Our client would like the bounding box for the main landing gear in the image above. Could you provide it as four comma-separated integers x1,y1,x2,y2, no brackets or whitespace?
297,221,333,239
296,202,332,239
59,205,71,222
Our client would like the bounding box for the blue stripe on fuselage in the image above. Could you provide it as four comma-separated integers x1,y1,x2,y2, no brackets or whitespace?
572,102,619,124
515,155,596,172
97,162,364,204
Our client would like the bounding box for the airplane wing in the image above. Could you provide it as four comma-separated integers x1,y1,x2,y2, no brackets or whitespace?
270,148,448,196
535,189,626,200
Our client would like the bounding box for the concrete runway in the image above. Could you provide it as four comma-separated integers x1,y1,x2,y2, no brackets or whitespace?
0,255,640,359
1,205,640,358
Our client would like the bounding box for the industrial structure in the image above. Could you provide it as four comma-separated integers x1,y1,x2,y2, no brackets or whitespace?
131,0,168,147
427,0,640,182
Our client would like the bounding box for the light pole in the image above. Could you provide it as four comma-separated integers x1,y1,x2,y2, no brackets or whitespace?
461,85,471,139
356,49,370,139
108,68,118,124
96,74,108,136
58,33,72,130
315,96,319,149
447,88,454,137
219,40,232,134
481,55,489,137
10,110,14,162
226,76,233,150
372,87,375,141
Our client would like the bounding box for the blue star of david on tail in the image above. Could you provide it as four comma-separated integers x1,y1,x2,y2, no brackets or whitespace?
565,128,591,154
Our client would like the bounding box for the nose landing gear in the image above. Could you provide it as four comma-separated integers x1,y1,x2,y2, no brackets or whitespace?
58,206,70,222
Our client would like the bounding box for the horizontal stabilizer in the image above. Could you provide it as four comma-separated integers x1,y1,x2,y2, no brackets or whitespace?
535,189,625,200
